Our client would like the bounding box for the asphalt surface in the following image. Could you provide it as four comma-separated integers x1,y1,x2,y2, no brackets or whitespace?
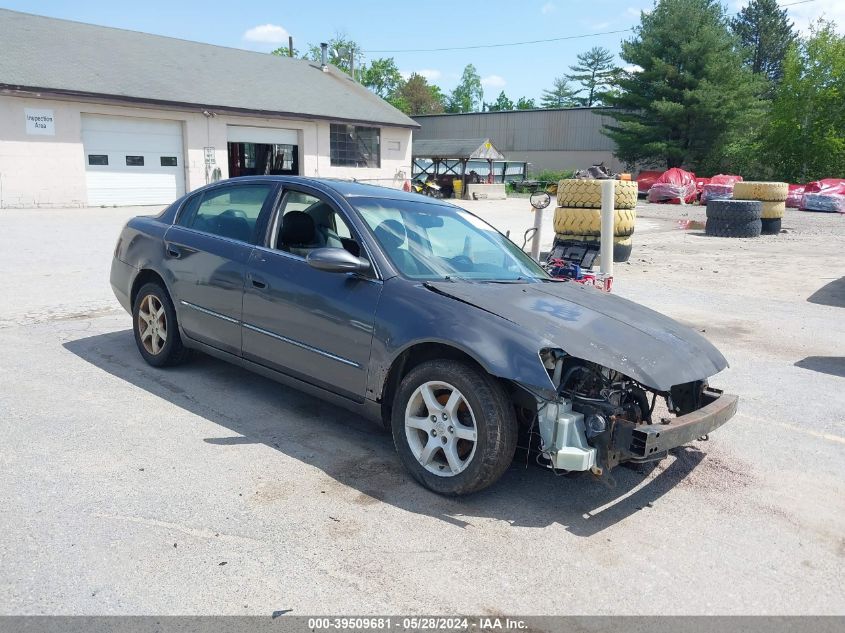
1,201,843,615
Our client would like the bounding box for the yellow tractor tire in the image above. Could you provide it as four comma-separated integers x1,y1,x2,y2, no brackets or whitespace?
733,181,789,202
556,179,638,209
760,200,786,219
553,206,637,237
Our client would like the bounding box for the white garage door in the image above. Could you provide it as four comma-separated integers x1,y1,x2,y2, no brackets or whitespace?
82,114,185,206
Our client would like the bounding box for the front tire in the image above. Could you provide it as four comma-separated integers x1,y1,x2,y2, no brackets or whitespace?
132,282,190,367
391,360,517,495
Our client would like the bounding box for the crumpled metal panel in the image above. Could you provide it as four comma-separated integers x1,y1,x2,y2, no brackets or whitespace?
424,280,728,392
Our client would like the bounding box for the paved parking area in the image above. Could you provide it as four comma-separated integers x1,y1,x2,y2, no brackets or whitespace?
1,200,844,615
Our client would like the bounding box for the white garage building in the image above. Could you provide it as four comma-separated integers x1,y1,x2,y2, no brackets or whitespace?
0,9,417,208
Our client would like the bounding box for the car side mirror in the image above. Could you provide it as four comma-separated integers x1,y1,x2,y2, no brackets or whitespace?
306,247,371,274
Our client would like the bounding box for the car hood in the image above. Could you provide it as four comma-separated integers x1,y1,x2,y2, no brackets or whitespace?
425,280,727,391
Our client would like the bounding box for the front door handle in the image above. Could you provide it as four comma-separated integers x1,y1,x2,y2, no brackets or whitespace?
249,274,267,290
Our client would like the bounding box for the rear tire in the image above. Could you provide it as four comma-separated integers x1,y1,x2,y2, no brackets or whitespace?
391,360,517,496
132,282,191,367
705,219,762,238
705,199,762,222
761,218,782,234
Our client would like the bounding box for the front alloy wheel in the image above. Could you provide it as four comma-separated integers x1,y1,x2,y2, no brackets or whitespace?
405,381,478,476
391,360,517,495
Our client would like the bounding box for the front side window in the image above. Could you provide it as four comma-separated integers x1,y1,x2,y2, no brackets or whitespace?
126,156,144,166
330,124,380,168
178,184,272,244
355,198,547,281
272,190,362,259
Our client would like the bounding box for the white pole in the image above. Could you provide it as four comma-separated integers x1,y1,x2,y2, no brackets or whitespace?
530,206,543,261
600,179,615,275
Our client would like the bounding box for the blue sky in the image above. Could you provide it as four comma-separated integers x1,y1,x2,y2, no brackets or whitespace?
3,0,841,102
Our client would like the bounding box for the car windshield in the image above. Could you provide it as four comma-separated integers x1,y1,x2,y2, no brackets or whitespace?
354,197,549,281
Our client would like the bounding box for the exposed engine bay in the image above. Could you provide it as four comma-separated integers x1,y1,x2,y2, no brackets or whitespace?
521,349,732,476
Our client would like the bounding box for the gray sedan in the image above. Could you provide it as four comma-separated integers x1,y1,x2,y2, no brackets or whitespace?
110,177,737,495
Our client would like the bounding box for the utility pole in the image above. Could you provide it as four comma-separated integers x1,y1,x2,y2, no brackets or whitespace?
288,35,293,58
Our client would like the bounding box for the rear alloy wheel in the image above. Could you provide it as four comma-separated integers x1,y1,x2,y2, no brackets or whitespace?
132,282,190,367
391,360,517,495
137,294,167,356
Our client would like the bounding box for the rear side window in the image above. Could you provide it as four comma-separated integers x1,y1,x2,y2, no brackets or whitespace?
178,184,272,244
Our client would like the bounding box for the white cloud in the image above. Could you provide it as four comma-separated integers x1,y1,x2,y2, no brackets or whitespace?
243,23,290,44
623,64,643,73
541,2,556,14
417,69,442,81
785,0,845,34
481,74,506,89
400,69,442,82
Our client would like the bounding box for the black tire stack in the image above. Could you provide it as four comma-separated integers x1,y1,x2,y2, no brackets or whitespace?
705,200,763,238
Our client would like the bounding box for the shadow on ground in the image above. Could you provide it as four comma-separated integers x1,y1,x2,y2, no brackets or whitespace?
794,356,845,378
808,277,845,308
64,330,708,537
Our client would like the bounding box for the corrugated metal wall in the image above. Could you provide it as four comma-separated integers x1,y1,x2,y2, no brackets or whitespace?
413,108,621,172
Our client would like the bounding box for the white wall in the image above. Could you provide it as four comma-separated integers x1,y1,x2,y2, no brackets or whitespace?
0,94,414,208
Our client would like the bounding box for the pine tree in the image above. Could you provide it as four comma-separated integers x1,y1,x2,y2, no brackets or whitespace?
540,77,579,108
731,0,797,84
566,47,618,106
603,0,763,169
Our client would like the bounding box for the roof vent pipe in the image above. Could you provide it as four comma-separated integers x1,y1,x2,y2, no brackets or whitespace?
320,43,328,72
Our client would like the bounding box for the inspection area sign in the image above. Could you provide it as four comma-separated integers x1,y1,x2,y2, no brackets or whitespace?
25,109,55,136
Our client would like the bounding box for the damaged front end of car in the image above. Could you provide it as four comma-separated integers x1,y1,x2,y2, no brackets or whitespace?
525,349,738,476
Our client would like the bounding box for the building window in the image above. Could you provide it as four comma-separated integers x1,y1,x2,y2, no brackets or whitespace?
88,154,108,166
160,156,178,167
330,124,380,168
126,156,145,166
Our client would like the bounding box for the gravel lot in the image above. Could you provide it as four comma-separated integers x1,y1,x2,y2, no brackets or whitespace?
1,199,843,615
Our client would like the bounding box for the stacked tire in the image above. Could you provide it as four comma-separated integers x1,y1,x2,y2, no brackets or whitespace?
705,200,762,237
731,181,788,235
553,179,638,262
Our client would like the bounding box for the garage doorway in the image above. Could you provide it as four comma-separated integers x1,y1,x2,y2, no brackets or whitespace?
226,125,299,177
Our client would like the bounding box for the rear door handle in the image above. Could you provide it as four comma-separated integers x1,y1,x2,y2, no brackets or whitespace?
249,274,267,289
166,243,185,259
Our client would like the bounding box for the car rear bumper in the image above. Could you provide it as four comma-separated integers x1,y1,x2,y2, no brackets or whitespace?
612,389,738,463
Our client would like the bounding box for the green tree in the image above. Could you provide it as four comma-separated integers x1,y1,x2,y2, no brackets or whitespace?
603,0,763,169
487,91,514,111
566,46,618,106
763,20,845,181
361,57,404,99
397,73,446,115
731,0,797,84
515,96,536,110
540,77,579,108
447,64,484,113
270,45,300,58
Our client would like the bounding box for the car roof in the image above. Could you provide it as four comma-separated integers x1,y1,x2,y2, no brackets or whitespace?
215,176,453,206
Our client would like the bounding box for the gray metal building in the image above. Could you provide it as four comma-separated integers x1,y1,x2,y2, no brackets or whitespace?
413,108,622,175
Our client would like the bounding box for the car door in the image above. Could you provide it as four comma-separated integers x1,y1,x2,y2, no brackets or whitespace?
241,186,383,402
163,181,277,356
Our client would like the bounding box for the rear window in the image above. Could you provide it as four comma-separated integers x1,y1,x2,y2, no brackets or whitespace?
177,184,272,244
